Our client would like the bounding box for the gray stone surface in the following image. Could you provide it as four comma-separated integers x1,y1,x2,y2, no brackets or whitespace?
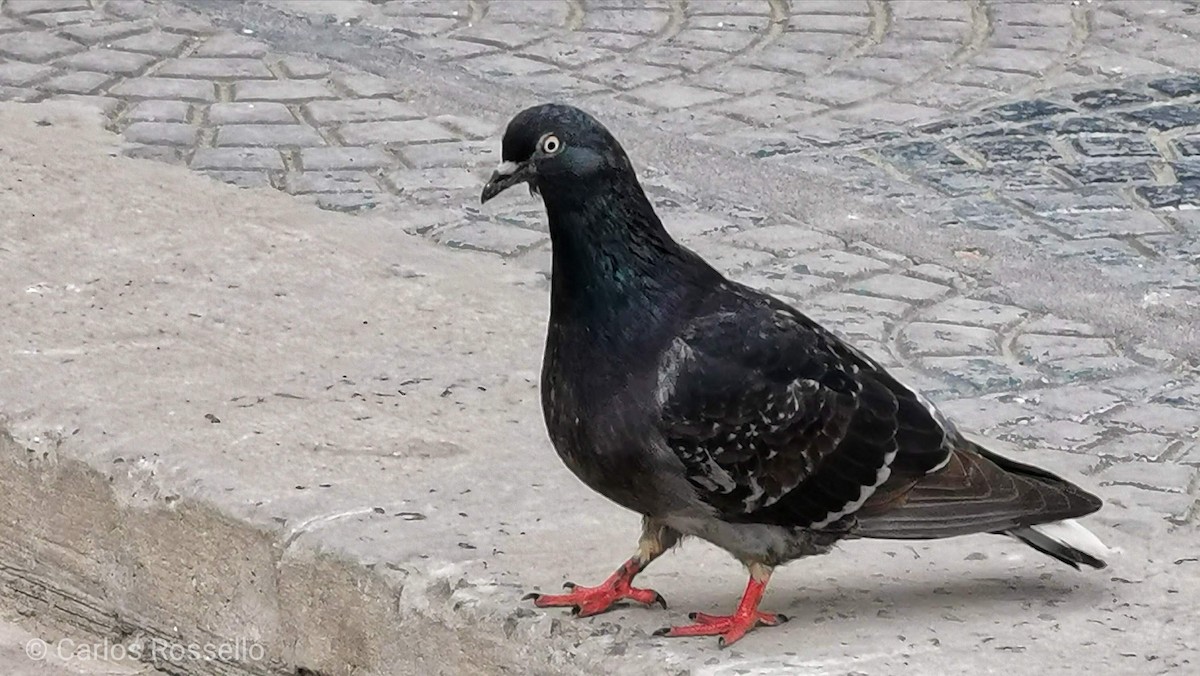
299,145,394,171
233,78,334,101
214,122,324,147
156,56,274,79
1,0,1199,674
125,98,189,122
207,100,294,125
110,76,214,101
190,146,284,170
122,120,196,145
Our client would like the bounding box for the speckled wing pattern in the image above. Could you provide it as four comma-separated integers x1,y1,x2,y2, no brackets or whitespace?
658,294,957,530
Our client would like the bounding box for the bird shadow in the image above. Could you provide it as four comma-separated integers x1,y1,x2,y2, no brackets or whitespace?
670,568,1108,623
781,572,1108,623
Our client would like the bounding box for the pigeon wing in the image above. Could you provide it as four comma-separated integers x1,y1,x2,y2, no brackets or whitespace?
658,298,954,529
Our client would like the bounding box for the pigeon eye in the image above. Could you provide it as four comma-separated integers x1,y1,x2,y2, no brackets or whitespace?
541,134,562,154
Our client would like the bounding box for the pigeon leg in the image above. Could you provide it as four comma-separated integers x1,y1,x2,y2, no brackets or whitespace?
525,519,678,617
654,563,786,647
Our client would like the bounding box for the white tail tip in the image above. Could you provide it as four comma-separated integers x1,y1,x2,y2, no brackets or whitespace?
1029,519,1119,560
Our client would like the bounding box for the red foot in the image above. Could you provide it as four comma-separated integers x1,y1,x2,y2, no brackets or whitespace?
524,559,666,617
654,609,787,647
653,574,784,647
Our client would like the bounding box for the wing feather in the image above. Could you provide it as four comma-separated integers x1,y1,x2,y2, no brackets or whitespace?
658,296,956,529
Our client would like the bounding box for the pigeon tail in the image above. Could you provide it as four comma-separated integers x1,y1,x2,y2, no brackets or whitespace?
852,442,1108,570
1008,519,1111,570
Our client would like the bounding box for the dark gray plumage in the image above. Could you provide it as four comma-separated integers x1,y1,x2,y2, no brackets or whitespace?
481,103,1109,647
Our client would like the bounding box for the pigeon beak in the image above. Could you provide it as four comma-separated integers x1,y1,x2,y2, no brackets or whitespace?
481,160,535,204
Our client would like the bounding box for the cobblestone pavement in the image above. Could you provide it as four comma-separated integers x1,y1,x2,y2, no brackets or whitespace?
0,0,1198,668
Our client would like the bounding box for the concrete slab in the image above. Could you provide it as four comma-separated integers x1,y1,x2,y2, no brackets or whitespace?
1,101,1197,675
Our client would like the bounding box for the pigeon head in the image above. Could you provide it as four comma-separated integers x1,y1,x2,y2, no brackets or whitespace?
480,104,714,326
480,103,632,204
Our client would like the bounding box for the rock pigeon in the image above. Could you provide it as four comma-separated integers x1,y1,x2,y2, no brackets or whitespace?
480,103,1109,647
